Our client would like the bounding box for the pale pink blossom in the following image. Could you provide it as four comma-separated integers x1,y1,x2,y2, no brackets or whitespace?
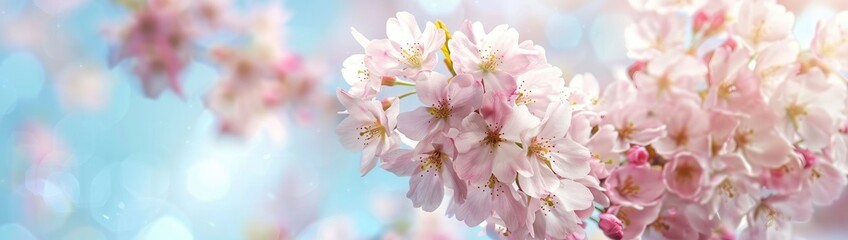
364,12,445,79
585,125,623,179
754,39,799,94
662,153,708,200
729,108,794,169
336,90,400,175
811,11,848,72
643,199,699,239
605,165,666,207
652,100,710,158
396,73,482,140
519,101,592,198
112,4,195,98
341,54,384,99
454,103,539,185
566,73,600,110
514,66,566,118
381,135,466,211
731,0,795,51
770,69,847,150
704,46,763,112
600,103,666,152
742,194,813,240
448,175,527,232
526,179,593,239
448,21,545,95
633,52,706,103
608,204,662,239
625,13,688,60
802,155,847,206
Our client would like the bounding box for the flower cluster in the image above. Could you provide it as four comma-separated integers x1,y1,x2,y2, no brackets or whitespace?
600,0,848,239
337,12,602,239
109,0,329,138
109,0,226,98
338,3,848,239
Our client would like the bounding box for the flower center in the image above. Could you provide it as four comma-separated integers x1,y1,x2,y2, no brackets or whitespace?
616,176,641,198
487,175,498,189
786,103,807,129
617,121,636,141
529,137,556,168
479,48,502,74
675,163,696,183
356,67,372,83
539,195,559,217
616,209,632,227
420,151,444,173
482,130,505,147
401,42,424,68
650,216,671,232
733,128,754,151
718,82,736,100
427,100,451,119
754,203,781,228
672,129,689,147
717,179,735,198
657,76,672,93
357,122,386,142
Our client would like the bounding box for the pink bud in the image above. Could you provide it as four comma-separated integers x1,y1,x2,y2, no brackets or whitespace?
276,52,302,73
709,10,727,31
693,9,709,31
627,145,649,166
380,98,394,110
599,213,624,240
721,38,737,51
718,226,736,240
627,61,647,81
795,146,816,169
381,76,398,86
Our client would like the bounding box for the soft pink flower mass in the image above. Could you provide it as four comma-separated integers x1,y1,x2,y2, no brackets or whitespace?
108,0,330,139
336,0,848,239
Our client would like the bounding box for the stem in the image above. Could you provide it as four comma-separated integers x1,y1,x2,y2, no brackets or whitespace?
594,205,605,213
394,80,416,87
589,217,600,224
398,91,417,99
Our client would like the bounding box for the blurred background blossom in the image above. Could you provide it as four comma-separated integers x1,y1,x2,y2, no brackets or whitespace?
0,0,846,239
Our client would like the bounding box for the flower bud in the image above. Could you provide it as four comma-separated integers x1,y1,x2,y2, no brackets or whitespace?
795,146,816,169
627,61,647,81
718,226,736,240
721,37,737,51
693,10,709,32
381,98,395,110
599,213,624,240
381,76,398,86
627,145,649,166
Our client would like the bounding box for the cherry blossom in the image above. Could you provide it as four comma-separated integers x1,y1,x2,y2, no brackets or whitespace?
453,103,538,185
731,0,795,51
396,73,482,140
336,90,400,175
812,11,848,73
110,1,196,98
448,21,545,95
364,12,445,79
337,5,848,239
